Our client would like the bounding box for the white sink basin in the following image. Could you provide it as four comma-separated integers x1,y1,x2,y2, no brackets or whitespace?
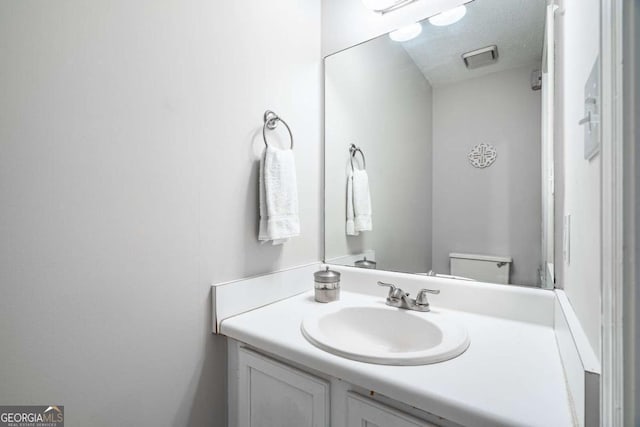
301,303,470,365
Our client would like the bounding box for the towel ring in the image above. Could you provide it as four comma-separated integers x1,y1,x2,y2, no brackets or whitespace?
349,143,366,171
263,110,294,149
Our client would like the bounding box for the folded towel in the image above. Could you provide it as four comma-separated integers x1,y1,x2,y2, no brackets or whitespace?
346,168,372,235
346,170,357,235
353,169,372,231
259,146,300,244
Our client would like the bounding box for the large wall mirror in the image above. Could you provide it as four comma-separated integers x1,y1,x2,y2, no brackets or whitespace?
324,0,556,288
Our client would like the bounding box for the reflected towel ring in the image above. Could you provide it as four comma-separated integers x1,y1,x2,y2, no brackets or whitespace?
349,143,366,172
263,110,294,149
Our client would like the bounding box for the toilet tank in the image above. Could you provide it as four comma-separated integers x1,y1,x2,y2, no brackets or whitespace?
449,253,513,284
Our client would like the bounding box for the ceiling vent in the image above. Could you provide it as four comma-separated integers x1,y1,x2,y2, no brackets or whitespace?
462,45,499,69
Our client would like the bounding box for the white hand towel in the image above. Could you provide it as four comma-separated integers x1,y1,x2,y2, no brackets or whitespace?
346,168,372,235
259,146,300,244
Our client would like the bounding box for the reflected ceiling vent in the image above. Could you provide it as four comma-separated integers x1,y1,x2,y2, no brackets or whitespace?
462,45,499,69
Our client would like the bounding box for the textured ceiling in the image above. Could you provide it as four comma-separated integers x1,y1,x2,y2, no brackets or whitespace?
401,0,546,86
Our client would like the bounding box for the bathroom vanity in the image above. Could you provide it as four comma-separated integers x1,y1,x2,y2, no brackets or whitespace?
213,264,587,427
211,2,601,424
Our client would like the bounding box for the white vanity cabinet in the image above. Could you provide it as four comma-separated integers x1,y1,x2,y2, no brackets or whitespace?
229,342,442,427
236,347,330,427
218,278,576,427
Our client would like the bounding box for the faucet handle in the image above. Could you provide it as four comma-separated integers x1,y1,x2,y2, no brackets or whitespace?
377,281,396,291
416,288,440,306
377,281,404,300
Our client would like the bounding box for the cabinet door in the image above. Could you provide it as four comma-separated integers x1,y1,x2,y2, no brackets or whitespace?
346,392,437,427
238,347,330,427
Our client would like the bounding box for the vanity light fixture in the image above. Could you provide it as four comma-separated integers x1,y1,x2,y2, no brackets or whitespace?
428,5,467,26
362,0,474,16
361,0,419,15
389,22,422,42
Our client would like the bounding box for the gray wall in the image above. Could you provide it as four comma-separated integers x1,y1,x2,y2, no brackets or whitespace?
325,36,433,273
0,1,321,426
431,65,542,286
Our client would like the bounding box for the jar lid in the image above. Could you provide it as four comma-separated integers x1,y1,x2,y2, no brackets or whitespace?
354,257,377,269
314,266,341,283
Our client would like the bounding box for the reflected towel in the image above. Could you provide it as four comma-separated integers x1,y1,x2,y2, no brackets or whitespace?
346,170,356,235
346,168,372,235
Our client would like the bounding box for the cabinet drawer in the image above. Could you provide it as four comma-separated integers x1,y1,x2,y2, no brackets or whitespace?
346,392,437,427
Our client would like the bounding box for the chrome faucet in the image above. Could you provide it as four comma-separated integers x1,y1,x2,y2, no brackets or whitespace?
377,281,440,312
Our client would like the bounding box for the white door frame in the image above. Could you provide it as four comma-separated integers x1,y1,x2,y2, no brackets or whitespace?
541,3,558,289
599,0,625,424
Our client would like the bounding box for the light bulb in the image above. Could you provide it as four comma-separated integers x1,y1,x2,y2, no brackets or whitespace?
428,5,467,26
389,22,422,42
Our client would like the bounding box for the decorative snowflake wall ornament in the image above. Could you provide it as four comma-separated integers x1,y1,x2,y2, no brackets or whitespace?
468,143,497,168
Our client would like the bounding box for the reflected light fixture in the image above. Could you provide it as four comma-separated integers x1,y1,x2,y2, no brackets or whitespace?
361,0,419,15
428,5,467,26
389,22,422,42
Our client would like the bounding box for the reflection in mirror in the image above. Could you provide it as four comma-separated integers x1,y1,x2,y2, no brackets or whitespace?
324,0,554,287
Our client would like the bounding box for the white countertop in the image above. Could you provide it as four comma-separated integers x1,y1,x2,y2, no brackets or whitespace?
220,290,574,427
